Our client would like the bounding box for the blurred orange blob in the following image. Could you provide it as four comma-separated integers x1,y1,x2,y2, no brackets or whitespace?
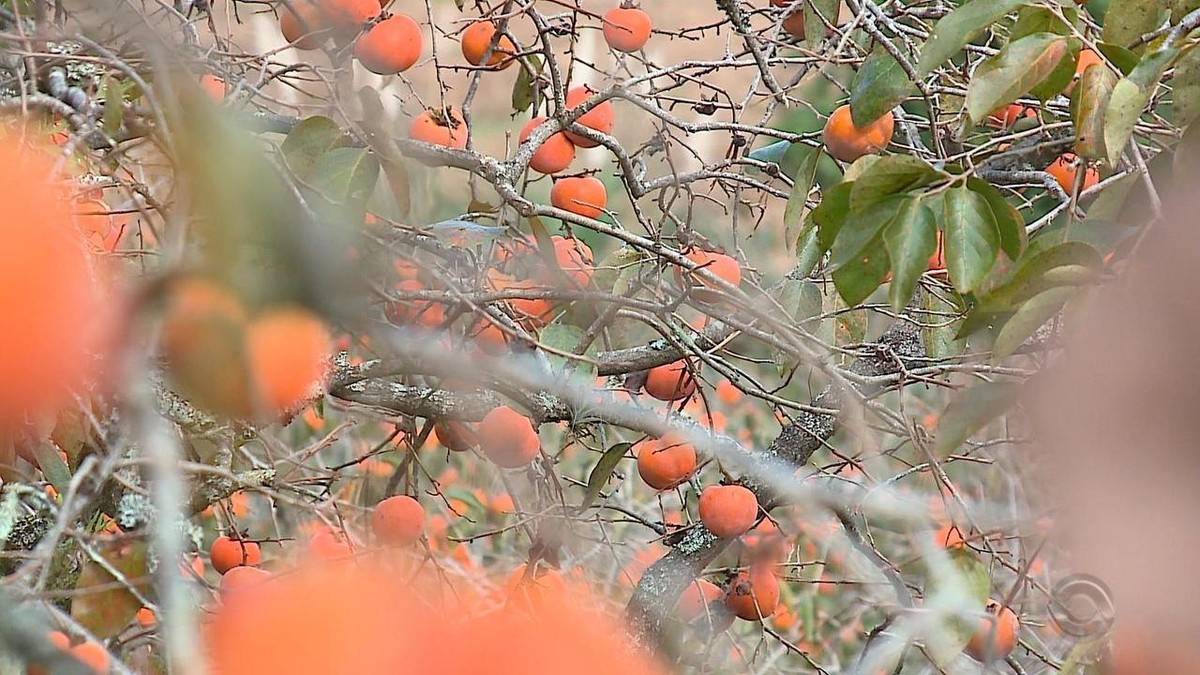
206,559,667,675
0,135,107,431
245,306,332,417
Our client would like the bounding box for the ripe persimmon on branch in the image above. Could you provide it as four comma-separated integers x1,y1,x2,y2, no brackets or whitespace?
0,0,1191,672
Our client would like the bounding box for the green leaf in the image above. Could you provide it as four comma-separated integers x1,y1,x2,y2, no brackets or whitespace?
794,223,822,278
1101,0,1167,49
803,0,840,49
580,442,633,510
842,154,882,182
280,116,344,180
1010,5,1076,40
1103,78,1147,165
831,195,906,269
851,46,914,127
917,0,1031,77
307,147,380,215
992,285,1075,359
921,288,967,361
958,241,1103,337
32,443,71,495
942,186,1000,293
1104,47,1180,165
883,198,938,312
540,323,596,379
848,156,940,212
1096,42,1140,76
73,540,152,639
934,380,1022,456
1072,63,1118,160
512,56,543,113
966,33,1070,122
784,146,822,248
832,236,891,307
814,181,853,253
966,178,1025,261
1172,47,1200,128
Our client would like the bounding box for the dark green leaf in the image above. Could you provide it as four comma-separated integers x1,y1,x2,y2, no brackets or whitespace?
917,0,1031,77
512,56,543,113
831,195,906,269
832,236,891,307
883,198,938,312
1072,63,1118,160
814,181,854,254
784,146,822,248
942,186,1000,293
934,380,1022,456
1101,0,1167,49
965,33,1070,122
851,46,915,127
992,285,1075,359
581,442,633,510
1096,42,1140,76
966,178,1025,261
280,116,344,180
848,156,940,212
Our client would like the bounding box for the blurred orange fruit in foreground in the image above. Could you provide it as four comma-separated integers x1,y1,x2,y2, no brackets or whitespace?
0,133,106,431
245,305,332,416
205,560,666,675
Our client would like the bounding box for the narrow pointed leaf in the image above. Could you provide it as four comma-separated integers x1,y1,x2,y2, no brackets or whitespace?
581,442,633,510
784,146,822,248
